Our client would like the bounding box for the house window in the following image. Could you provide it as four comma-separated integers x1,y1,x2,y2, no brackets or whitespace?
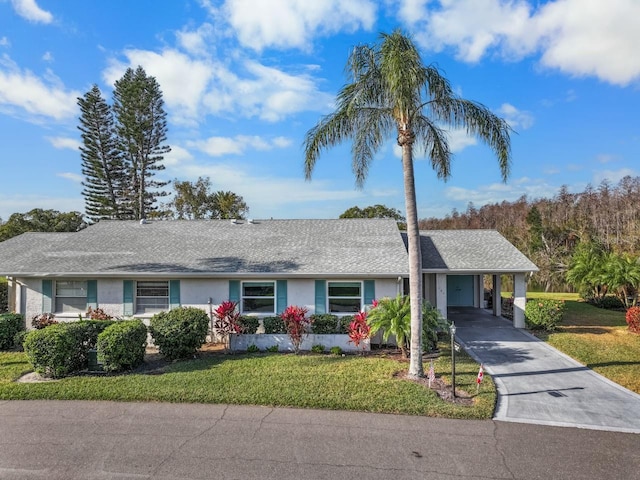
328,282,362,313
242,281,275,314
136,281,169,314
55,280,87,313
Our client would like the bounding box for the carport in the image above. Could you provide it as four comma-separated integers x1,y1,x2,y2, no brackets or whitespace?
416,230,539,328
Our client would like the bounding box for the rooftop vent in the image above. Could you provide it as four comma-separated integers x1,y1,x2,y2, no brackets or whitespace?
248,219,255,224
230,219,239,224
140,219,147,225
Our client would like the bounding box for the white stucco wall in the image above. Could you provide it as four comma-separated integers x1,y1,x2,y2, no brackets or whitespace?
16,276,400,327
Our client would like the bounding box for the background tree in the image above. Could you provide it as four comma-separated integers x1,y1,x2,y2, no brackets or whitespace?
304,30,511,378
339,204,406,228
167,177,249,220
113,66,171,220
211,190,249,220
170,177,214,219
77,85,125,222
0,209,86,242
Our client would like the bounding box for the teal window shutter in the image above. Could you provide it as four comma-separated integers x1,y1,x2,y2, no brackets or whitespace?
229,280,240,303
123,280,134,316
87,280,98,309
42,280,52,313
169,280,181,309
314,280,326,314
364,280,375,305
276,280,287,314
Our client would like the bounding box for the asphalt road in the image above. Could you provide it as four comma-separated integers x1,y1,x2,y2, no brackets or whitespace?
0,400,638,479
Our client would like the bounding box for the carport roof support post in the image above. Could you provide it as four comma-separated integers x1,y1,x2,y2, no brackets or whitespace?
513,273,526,328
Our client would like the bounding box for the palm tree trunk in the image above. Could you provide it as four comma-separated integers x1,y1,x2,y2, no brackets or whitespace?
401,143,424,378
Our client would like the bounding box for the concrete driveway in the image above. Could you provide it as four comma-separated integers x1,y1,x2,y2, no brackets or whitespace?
450,307,640,433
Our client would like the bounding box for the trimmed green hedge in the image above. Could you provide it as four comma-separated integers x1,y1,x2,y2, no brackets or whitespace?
149,307,209,360
23,320,114,377
263,316,285,334
0,282,8,314
309,314,340,334
0,313,24,350
97,320,147,372
238,316,260,334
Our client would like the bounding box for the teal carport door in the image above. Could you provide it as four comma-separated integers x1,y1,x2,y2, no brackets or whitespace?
447,275,474,307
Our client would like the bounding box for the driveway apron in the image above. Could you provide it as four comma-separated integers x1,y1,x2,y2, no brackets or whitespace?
450,308,640,433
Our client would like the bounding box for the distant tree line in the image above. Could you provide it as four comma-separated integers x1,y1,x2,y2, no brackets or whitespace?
419,176,640,291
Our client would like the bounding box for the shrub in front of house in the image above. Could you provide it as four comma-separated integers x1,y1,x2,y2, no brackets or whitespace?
97,320,147,372
311,344,325,353
591,295,625,310
525,299,565,331
338,315,354,334
65,320,115,372
149,307,209,360
237,316,260,334
0,282,8,313
281,305,311,354
246,344,260,353
24,324,78,378
626,306,640,334
263,316,286,334
309,314,340,334
13,330,28,351
0,313,24,351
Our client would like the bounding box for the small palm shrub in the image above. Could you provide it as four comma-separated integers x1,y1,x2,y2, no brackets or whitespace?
246,344,260,353
97,320,147,372
525,299,565,331
422,301,446,352
149,307,209,360
626,306,640,334
367,295,411,357
0,313,24,350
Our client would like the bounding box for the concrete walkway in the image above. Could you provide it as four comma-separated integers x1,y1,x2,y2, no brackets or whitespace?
450,307,640,433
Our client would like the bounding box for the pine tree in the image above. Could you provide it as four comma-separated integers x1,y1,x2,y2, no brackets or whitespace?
77,85,125,222
113,66,171,220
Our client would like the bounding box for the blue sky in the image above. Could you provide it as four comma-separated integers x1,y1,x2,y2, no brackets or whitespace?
1,0,638,222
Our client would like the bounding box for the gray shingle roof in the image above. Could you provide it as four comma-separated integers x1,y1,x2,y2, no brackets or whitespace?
415,230,538,272
0,219,410,277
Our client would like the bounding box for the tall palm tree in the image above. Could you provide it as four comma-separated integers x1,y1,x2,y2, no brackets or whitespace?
304,30,512,377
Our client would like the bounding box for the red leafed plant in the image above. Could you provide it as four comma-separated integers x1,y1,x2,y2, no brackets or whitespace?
31,313,57,329
213,301,242,351
280,305,311,354
348,311,371,354
626,306,640,334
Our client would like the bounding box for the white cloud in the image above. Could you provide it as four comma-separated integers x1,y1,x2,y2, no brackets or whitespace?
596,154,617,164
444,177,564,206
498,103,534,130
220,0,377,51
446,128,478,153
163,145,193,167
0,55,79,121
187,135,293,157
42,51,53,62
168,161,366,218
46,136,80,150
176,23,216,57
403,0,640,86
104,48,332,124
0,37,9,47
57,172,83,183
103,49,214,124
0,195,84,220
593,168,637,185
10,0,53,24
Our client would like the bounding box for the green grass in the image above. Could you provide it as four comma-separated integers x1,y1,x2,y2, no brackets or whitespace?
0,342,495,419
526,292,640,393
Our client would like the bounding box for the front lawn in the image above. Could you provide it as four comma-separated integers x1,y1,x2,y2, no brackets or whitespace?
0,342,495,419
527,292,640,393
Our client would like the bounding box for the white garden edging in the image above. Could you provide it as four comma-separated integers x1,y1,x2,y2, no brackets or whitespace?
229,333,369,352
